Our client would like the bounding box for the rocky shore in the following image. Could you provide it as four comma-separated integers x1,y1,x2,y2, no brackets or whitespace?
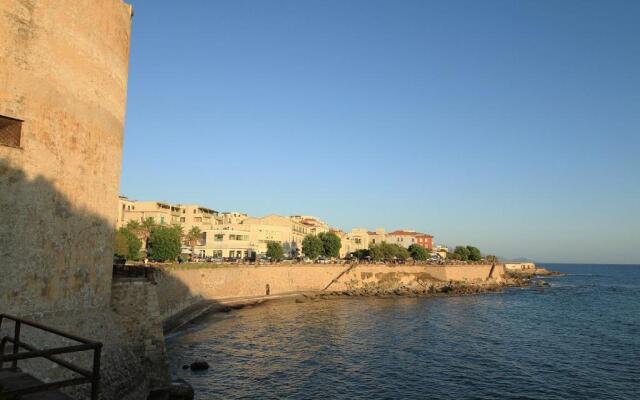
315,283,504,299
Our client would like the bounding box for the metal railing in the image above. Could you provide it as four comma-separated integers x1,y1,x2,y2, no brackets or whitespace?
0,314,102,399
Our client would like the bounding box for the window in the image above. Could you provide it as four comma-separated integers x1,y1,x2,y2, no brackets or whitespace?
0,115,22,148
214,234,224,241
194,217,202,222
180,217,186,223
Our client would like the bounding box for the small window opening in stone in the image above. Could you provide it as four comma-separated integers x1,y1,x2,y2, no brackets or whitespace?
0,115,22,148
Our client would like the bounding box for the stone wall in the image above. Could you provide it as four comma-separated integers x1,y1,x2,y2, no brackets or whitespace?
156,264,506,321
111,279,170,390
0,1,148,399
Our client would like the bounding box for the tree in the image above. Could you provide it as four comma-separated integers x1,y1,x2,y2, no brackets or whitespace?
486,255,498,263
147,225,182,262
266,241,284,261
114,227,142,261
393,245,411,261
408,244,430,261
318,232,341,258
127,217,156,251
451,246,470,261
186,226,202,255
369,243,410,261
466,246,482,262
302,234,323,260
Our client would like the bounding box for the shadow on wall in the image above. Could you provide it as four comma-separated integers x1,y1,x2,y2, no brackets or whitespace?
0,160,179,399
0,159,114,315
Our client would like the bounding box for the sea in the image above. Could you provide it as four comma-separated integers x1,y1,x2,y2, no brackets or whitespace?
165,264,640,399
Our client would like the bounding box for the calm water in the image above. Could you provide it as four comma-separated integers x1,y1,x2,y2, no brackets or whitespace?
166,264,640,399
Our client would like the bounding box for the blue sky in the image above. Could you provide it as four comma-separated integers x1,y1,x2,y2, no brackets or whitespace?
122,0,639,264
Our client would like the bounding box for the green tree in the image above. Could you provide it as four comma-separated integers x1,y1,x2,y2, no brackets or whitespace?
126,217,156,251
408,244,430,261
486,254,498,263
451,246,470,261
369,243,410,261
318,232,342,258
302,234,323,260
147,225,182,261
466,246,482,262
393,244,411,260
186,226,202,255
114,227,142,261
266,241,285,261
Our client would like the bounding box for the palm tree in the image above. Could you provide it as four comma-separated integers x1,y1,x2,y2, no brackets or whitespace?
127,218,155,252
186,226,202,257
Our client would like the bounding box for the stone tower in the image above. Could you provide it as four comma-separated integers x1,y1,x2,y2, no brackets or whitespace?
0,1,155,398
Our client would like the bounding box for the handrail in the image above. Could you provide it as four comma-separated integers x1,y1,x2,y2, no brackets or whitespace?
0,313,102,400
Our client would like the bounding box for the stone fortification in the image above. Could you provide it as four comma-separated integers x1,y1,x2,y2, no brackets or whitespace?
156,264,507,324
0,1,153,399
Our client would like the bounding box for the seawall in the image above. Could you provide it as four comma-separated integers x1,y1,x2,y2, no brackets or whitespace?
157,264,506,328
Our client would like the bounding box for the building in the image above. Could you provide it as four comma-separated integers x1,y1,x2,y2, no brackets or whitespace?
116,197,183,227
218,211,248,225
243,214,303,257
505,263,536,271
415,233,434,250
177,204,218,231
344,228,371,255
385,230,434,250
368,228,386,245
195,214,306,259
290,215,330,235
195,226,252,259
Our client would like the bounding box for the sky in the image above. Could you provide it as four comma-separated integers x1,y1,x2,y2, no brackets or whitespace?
121,0,640,264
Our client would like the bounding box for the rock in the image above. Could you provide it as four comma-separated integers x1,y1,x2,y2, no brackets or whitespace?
181,364,189,369
295,298,306,303
190,360,210,370
167,379,195,400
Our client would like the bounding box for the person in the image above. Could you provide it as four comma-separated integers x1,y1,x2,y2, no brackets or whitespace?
265,283,271,296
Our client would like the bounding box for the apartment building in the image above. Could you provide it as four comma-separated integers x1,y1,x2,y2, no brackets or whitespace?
344,228,371,255
290,215,330,235
368,228,386,245
385,230,434,250
194,214,307,259
243,214,303,257
116,196,183,227
218,211,248,225
176,204,218,231
194,226,252,259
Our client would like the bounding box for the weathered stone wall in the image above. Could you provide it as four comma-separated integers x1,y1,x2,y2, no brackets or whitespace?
111,279,170,389
0,1,147,399
157,264,506,320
